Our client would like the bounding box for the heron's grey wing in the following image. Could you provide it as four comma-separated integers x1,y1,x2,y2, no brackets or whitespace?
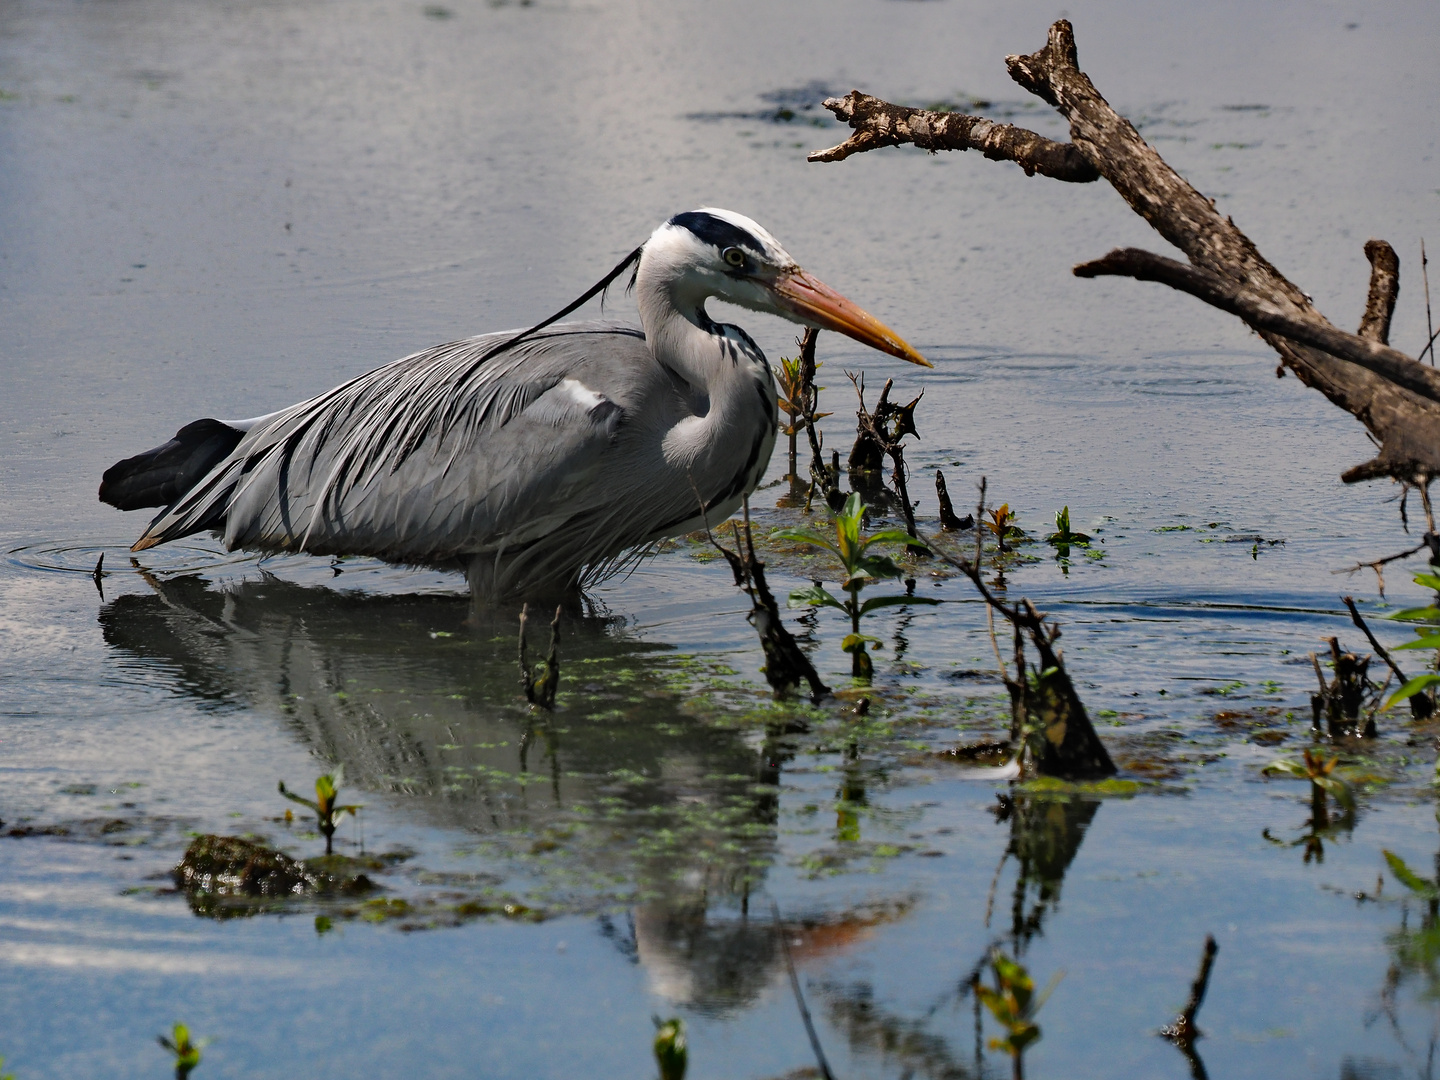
132,322,663,565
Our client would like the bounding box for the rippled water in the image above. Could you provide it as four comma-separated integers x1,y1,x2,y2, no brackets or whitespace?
3,0,1440,1076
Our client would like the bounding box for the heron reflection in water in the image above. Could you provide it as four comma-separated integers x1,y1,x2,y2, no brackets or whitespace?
101,209,928,600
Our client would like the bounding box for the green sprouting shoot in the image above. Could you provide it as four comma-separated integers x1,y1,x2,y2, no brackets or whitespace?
1044,506,1092,547
975,948,1061,1075
157,1023,207,1079
653,1016,687,1080
985,503,1027,553
778,492,936,681
775,353,830,482
279,765,362,855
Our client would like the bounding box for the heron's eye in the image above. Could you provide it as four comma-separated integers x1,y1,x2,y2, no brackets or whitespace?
722,247,746,268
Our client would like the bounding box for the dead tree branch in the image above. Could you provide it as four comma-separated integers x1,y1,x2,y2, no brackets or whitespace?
811,20,1440,487
1360,240,1400,345
809,90,1100,182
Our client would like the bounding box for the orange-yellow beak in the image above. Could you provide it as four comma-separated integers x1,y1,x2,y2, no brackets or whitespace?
772,268,930,367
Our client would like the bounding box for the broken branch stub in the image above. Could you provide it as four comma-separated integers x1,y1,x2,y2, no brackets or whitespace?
810,19,1440,487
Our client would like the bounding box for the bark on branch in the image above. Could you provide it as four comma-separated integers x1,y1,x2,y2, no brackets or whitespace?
809,19,1440,487
809,91,1099,182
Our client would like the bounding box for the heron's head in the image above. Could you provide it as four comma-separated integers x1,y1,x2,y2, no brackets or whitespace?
640,208,929,367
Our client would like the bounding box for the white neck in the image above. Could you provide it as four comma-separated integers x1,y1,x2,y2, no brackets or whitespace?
634,255,776,478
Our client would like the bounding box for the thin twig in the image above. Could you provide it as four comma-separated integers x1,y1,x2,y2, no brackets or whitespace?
1343,595,1410,688
968,477,1010,680
1333,541,1426,597
1423,239,1435,366
771,900,836,1080
1160,935,1218,1045
1344,595,1433,719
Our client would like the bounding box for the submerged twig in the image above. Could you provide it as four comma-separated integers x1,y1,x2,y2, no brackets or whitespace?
1161,935,1219,1046
771,899,836,1080
1160,935,1218,1080
848,373,923,538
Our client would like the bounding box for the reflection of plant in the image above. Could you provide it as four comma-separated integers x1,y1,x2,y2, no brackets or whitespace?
279,767,362,856
0,1056,13,1080
1261,748,1355,814
974,948,1061,1080
780,493,935,680
1261,748,1355,862
1381,849,1440,997
158,1023,207,1079
653,1016,687,1080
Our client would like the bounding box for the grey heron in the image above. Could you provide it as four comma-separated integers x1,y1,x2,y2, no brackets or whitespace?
100,208,929,600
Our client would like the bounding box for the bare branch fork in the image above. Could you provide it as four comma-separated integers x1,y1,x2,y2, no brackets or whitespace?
848,372,924,538
811,20,1440,490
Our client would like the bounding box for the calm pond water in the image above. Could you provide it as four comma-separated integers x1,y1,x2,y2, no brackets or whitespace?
4,0,1440,1076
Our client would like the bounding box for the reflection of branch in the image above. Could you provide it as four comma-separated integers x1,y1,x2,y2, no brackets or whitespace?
772,900,837,1080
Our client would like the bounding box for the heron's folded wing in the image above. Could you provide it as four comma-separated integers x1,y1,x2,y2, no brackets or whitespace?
131,323,649,558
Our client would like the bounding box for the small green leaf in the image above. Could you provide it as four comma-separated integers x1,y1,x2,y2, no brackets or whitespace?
1388,606,1440,623
841,633,882,653
1384,673,1440,709
1393,633,1440,650
1261,759,1310,779
787,584,846,611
